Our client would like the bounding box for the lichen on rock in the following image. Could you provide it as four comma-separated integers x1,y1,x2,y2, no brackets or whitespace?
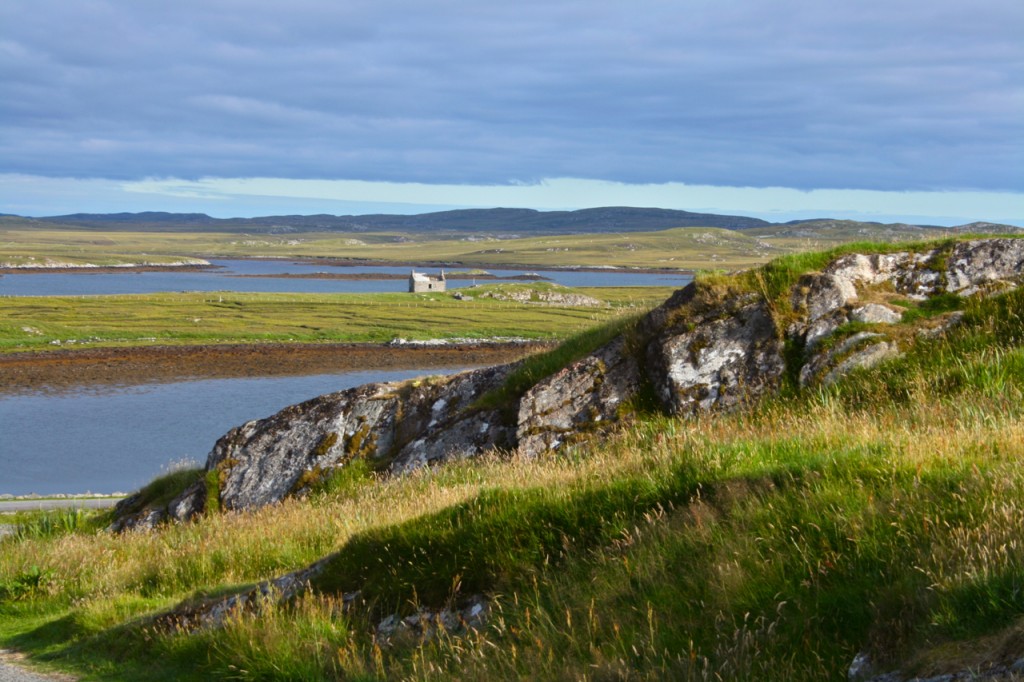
111,238,1024,529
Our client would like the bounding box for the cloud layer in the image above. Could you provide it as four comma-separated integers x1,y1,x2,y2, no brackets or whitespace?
1,0,1021,192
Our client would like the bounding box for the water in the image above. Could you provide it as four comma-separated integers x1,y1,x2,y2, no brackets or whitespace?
0,259,690,296
0,367,465,496
0,260,690,495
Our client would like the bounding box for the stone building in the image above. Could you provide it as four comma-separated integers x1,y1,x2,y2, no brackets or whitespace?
409,269,446,293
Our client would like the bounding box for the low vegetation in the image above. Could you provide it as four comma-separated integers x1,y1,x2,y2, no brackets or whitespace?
2,242,1023,680
0,287,671,352
0,224,830,273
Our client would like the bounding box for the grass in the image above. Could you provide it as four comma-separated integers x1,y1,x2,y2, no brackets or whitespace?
1,242,1023,680
471,313,641,419
0,287,673,352
0,225,784,271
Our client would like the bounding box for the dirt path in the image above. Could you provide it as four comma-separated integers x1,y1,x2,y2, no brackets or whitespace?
0,652,75,682
0,341,550,395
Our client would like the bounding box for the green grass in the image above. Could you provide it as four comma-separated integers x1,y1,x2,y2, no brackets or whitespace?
110,468,205,521
0,225,781,271
0,287,673,352
472,313,641,419
2,243,1024,680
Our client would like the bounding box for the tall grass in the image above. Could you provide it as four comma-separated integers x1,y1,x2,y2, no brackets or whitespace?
2,251,1024,680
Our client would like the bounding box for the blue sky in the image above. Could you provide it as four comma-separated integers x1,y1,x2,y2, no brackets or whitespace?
1,0,1021,225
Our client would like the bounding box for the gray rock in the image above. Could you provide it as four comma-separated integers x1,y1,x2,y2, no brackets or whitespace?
207,382,402,511
110,237,1024,528
800,332,899,387
792,272,858,321
168,481,206,522
946,238,1024,296
849,652,875,681
804,309,850,349
821,341,900,386
850,303,902,325
516,337,640,457
917,311,965,340
375,595,489,643
207,364,514,511
648,298,785,415
111,507,165,533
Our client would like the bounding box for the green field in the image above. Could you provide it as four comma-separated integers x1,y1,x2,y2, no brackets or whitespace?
2,217,1011,273
1,225,790,270
0,285,676,352
2,241,1023,680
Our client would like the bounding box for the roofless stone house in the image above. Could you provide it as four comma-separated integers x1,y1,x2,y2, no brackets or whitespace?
409,269,446,293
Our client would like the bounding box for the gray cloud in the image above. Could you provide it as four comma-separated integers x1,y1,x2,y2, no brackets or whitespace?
0,0,1020,191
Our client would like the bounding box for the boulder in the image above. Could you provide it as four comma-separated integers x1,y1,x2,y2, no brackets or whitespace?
850,303,902,325
647,296,785,415
945,238,1024,295
516,337,641,457
110,238,1024,528
208,363,514,511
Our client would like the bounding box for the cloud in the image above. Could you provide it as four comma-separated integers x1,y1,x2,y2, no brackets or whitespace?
0,0,1020,193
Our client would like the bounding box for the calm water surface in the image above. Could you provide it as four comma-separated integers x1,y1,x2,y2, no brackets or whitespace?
0,368,465,496
0,259,690,296
0,262,691,496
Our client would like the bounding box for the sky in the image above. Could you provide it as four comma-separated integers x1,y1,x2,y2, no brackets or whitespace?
1,0,1021,225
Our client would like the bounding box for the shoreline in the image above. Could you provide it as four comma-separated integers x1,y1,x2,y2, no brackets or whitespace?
0,340,552,395
0,263,216,275
225,271,551,281
0,256,693,277
286,256,694,275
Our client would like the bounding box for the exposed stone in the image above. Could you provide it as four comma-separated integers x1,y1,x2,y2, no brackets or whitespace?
375,595,489,643
917,311,965,340
110,507,165,533
945,238,1024,296
207,363,515,511
849,652,876,681
481,285,605,307
516,337,641,457
207,383,402,511
648,298,785,415
799,332,900,387
168,481,206,522
792,272,858,321
155,557,332,632
850,303,902,325
851,653,1024,682
804,309,851,349
821,341,900,386
111,237,1024,530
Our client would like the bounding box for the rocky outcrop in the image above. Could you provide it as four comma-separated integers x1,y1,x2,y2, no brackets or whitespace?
208,363,514,511
479,285,606,307
645,293,785,414
112,238,1024,529
517,337,641,456
849,650,1024,682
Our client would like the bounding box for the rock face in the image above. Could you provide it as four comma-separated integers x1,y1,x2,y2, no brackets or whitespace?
517,337,641,456
645,292,785,415
112,238,1024,529
207,363,514,511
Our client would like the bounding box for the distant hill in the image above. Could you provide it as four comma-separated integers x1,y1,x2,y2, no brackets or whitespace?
747,218,1022,244
23,207,771,234
3,208,1019,239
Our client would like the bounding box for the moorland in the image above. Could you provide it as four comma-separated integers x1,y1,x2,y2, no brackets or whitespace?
2,211,1024,681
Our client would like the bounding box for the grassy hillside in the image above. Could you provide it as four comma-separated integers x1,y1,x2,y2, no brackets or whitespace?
0,225,784,270
2,242,1023,680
